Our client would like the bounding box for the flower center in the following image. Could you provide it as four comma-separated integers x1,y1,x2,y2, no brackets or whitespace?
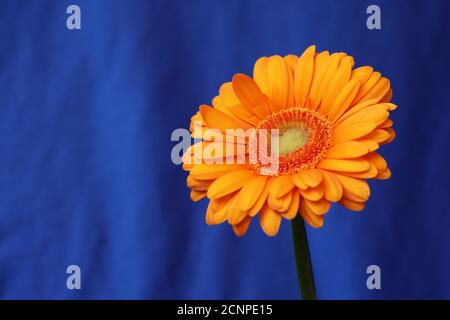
279,125,310,156
253,108,333,176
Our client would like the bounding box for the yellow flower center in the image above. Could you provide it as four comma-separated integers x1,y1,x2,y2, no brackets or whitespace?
279,125,310,156
253,108,333,176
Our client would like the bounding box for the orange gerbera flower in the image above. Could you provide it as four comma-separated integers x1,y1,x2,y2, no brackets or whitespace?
182,45,397,237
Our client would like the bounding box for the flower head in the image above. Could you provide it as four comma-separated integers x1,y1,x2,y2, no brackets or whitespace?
182,45,397,236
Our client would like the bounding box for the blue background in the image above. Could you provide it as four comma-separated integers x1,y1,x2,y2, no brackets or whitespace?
0,0,449,299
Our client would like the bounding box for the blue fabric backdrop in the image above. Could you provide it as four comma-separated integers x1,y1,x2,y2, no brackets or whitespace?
0,0,449,299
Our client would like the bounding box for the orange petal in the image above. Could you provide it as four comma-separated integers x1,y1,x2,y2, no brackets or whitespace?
321,59,352,116
334,98,380,126
299,185,324,201
259,205,282,236
317,158,370,173
352,71,381,104
339,198,366,212
293,45,315,107
375,168,392,180
361,129,390,144
281,191,300,220
350,66,373,85
303,198,331,216
207,170,254,199
190,190,206,202
253,57,270,96
309,53,342,109
291,174,308,189
268,192,291,212
332,122,377,144
232,216,252,237
210,193,234,212
343,162,378,179
279,191,293,212
266,55,291,110
306,50,329,109
356,138,379,152
190,164,246,180
379,118,393,129
380,88,393,103
297,169,323,187
213,195,235,224
359,77,390,104
270,175,296,198
284,54,298,71
200,105,251,131
187,176,212,191
300,200,324,228
335,174,370,201
238,175,268,211
366,152,388,172
328,79,361,122
248,178,272,217
383,128,396,144
319,170,343,202
228,194,248,225
225,104,260,126
232,73,268,119
206,202,215,225
335,109,389,132
325,141,369,159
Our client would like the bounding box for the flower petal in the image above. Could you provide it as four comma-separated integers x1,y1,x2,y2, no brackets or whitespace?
190,164,245,180
328,78,361,122
343,161,378,179
375,168,392,180
270,175,296,198
253,57,270,96
366,152,388,172
284,54,298,71
291,174,308,189
339,198,366,211
297,169,323,187
299,185,324,201
238,175,268,211
309,53,343,109
317,158,370,173
350,66,373,85
332,122,377,144
190,190,206,202
228,194,248,225
303,198,331,216
260,205,282,236
335,174,370,201
325,141,369,159
200,105,251,131
248,178,272,217
334,98,380,126
232,73,269,119
319,170,343,202
300,199,324,228
335,109,389,132
358,77,390,104
352,71,381,104
281,191,300,220
361,129,391,144
294,45,316,107
266,55,291,110
207,170,254,199
321,58,352,116
187,176,213,191
232,216,252,237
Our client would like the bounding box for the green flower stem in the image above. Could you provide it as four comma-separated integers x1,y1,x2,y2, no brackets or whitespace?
291,215,317,300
